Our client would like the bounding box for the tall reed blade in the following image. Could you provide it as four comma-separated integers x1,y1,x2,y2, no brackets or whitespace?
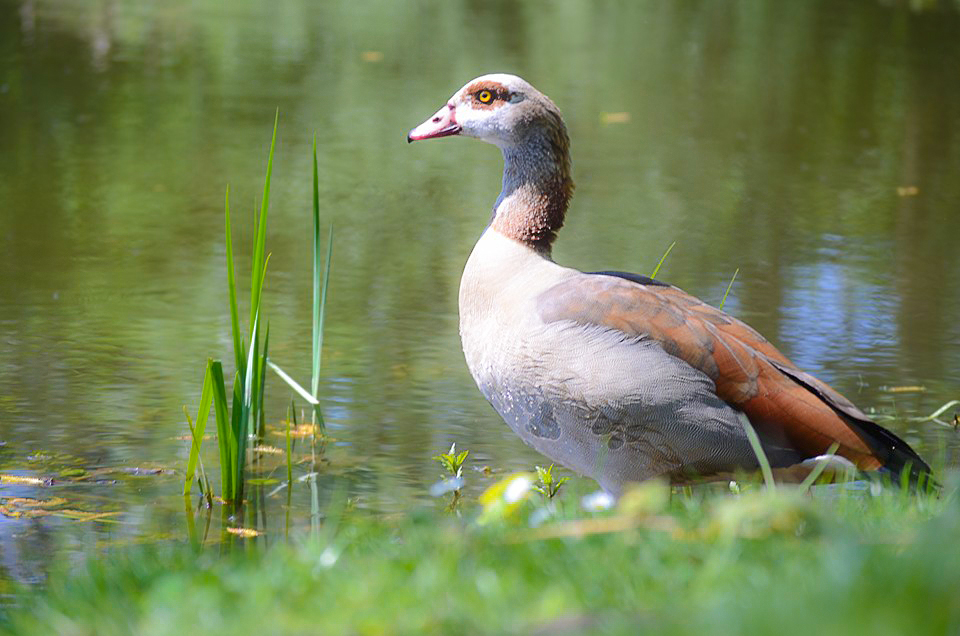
186,116,337,507
267,361,319,406
250,111,278,333
312,402,327,437
236,311,261,504
257,323,271,439
286,400,295,488
225,186,244,375
228,371,242,501
184,364,215,495
265,359,326,435
316,227,333,391
208,360,233,501
311,133,334,414
312,134,322,398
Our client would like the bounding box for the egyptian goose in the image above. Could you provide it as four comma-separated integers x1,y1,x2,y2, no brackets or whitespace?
408,74,930,494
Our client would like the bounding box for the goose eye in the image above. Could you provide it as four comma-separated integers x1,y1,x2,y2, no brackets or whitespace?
477,90,493,104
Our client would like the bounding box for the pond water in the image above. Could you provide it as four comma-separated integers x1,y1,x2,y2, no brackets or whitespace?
1,0,959,583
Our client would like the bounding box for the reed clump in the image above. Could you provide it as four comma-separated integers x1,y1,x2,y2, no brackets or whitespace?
183,117,332,508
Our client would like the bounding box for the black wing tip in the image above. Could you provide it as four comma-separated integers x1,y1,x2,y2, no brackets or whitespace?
847,417,936,490
589,270,672,287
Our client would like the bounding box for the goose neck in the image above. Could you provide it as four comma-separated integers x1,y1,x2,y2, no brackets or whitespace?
491,127,573,254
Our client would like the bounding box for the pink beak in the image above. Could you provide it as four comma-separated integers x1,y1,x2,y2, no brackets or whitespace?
407,103,461,142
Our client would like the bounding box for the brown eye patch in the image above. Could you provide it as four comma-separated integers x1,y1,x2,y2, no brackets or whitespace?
465,80,510,110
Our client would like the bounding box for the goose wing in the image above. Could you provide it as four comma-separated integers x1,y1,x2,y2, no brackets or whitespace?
536,272,929,477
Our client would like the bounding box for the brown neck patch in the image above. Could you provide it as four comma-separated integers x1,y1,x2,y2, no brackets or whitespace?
492,178,574,253
491,102,573,253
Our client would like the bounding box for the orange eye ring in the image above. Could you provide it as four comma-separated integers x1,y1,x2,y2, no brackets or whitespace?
477,90,493,104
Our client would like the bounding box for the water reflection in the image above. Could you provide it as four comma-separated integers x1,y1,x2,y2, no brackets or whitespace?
0,0,958,582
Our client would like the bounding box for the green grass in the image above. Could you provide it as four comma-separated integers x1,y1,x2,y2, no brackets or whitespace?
649,241,675,280
2,477,958,635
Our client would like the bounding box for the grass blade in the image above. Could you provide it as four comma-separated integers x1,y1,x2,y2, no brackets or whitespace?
738,414,776,490
719,267,739,310
798,442,841,494
650,241,676,279
915,399,960,423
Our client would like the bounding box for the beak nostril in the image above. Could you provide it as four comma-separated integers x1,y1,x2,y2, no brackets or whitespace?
432,117,440,123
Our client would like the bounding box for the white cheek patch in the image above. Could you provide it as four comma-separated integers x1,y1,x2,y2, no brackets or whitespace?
456,105,507,141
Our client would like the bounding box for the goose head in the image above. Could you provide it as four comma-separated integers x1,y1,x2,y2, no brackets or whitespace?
408,73,573,252
407,73,565,151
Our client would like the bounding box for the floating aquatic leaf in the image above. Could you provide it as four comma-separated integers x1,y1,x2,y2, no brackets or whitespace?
123,467,172,477
272,424,331,440
0,496,68,519
172,434,213,442
0,505,49,519
600,112,631,124
253,445,283,455
0,475,49,486
4,496,67,508
55,510,122,523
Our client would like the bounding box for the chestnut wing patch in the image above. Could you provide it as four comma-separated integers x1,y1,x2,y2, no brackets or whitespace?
535,273,920,472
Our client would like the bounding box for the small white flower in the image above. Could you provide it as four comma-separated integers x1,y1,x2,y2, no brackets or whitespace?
318,546,339,568
581,490,615,511
504,475,533,503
